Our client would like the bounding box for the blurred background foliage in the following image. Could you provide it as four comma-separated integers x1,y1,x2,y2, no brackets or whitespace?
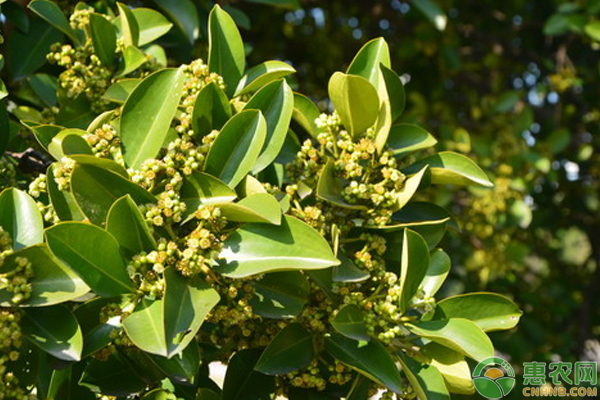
2,0,600,396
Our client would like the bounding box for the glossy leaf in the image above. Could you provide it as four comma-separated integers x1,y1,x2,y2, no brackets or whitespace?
244,80,294,173
142,390,177,400
47,164,85,221
45,222,134,297
106,195,157,258
380,64,405,122
292,92,320,139
405,151,494,187
163,268,220,357
89,13,116,67
332,252,370,283
47,129,92,159
0,244,90,307
120,68,185,169
434,293,522,332
150,341,201,385
117,2,139,47
191,81,232,138
204,110,267,188
236,61,296,96
255,323,314,374
328,72,379,137
180,172,237,219
387,124,437,155
407,318,494,362
397,352,450,400
392,166,427,211
218,193,282,224
22,305,83,362
398,229,430,312
80,352,147,396
8,17,63,79
325,334,403,394
347,37,391,90
29,73,58,107
221,349,275,400
217,215,339,278
420,249,450,298
0,188,44,250
250,271,310,319
208,5,245,97
69,154,129,177
150,0,199,44
423,343,475,395
317,160,367,210
117,46,146,77
71,163,155,225
122,297,166,355
102,79,141,104
331,304,370,341
28,0,81,45
133,8,173,46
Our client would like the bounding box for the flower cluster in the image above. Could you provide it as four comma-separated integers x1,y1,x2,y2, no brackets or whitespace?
85,124,121,161
0,256,33,306
0,310,34,400
0,158,16,192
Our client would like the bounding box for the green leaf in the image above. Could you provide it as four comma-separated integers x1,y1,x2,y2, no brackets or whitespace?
23,123,62,151
222,349,275,400
28,0,82,45
434,293,522,332
2,1,29,33
70,163,155,225
325,334,403,394
387,124,437,156
208,4,245,97
420,249,450,298
117,46,147,77
217,215,339,278
406,151,493,187
123,269,219,357
250,271,310,319
45,222,134,297
8,17,63,79
0,244,90,307
47,163,85,221
0,188,44,250
29,73,59,107
149,341,201,385
102,79,141,104
218,193,282,224
398,229,430,312
328,72,379,137
106,195,157,258
236,61,296,96
191,81,232,138
347,37,391,90
244,80,294,173
407,318,494,362
332,252,370,283
80,352,147,396
180,172,237,219
392,166,427,211
121,67,185,169
47,129,93,159
317,160,367,210
204,109,267,188
255,323,314,374
22,305,83,362
122,297,166,355
585,21,600,41
150,0,199,45
69,154,129,177
117,2,139,47
331,304,370,341
380,64,405,123
163,268,220,357
291,92,320,139
397,352,450,400
412,0,447,31
423,343,475,395
89,13,116,67
132,8,173,46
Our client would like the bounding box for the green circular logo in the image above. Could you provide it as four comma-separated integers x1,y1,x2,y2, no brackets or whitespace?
473,357,516,399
